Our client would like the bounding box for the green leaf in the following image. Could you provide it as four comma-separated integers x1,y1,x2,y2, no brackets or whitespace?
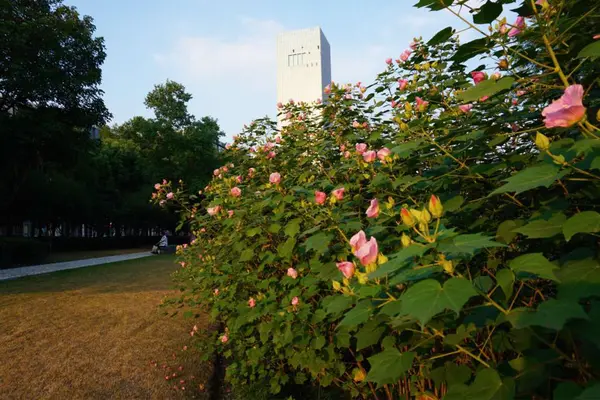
414,0,454,10
391,141,423,158
509,253,559,281
554,382,583,400
338,300,372,328
400,278,478,325
513,213,566,239
380,300,403,317
496,220,522,244
496,269,515,300
369,245,429,279
591,156,600,170
473,1,503,24
277,237,296,259
491,164,567,195
268,223,281,233
439,233,505,255
325,295,354,315
444,369,515,400
457,77,514,102
304,232,333,254
246,227,261,237
531,299,589,330
284,219,301,237
452,38,489,63
577,41,600,59
366,349,415,385
240,248,254,262
576,383,600,400
563,211,600,241
556,258,600,301
311,335,326,350
356,325,385,351
444,195,465,212
428,26,454,45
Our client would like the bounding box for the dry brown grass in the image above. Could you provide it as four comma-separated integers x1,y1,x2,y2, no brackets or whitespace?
0,256,212,400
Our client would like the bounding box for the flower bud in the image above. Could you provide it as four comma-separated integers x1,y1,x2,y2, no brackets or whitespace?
498,59,509,69
401,208,416,227
377,253,388,265
401,233,412,248
420,208,432,224
332,280,342,291
552,154,566,165
428,195,443,218
535,132,550,151
441,259,454,274
353,368,366,382
356,272,368,284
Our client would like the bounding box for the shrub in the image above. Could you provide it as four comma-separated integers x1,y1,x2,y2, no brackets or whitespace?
0,238,50,269
156,1,600,398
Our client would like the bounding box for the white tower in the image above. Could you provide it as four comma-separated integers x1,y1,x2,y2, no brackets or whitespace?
276,27,331,108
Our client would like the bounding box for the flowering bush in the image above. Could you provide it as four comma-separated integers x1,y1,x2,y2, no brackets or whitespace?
155,1,600,398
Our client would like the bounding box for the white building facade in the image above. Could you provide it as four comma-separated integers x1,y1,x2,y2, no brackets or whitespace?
276,27,331,108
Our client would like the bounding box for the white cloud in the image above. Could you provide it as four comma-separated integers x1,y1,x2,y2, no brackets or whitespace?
154,16,284,92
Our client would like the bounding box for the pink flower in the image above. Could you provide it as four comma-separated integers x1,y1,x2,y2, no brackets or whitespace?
166,192,174,199
207,206,221,216
336,261,355,279
512,98,519,106
350,231,367,253
269,172,281,184
222,166,228,172
352,120,361,128
385,58,393,65
324,84,331,94
287,267,298,279
291,297,299,306
356,143,367,154
491,72,502,80
356,237,378,266
248,298,256,308
289,98,294,104
248,167,256,178
362,150,377,163
228,210,234,217
275,135,282,144
236,175,243,183
535,0,547,5
410,41,418,50
332,188,345,200
225,143,231,150
416,97,429,112
471,71,487,84
391,100,397,108
213,169,220,176
230,187,241,197
267,151,276,159
315,191,327,205
398,79,408,91
220,335,228,343
154,183,161,190
479,96,489,102
340,144,346,151
343,151,351,159
214,289,219,295
277,102,283,108
516,90,527,97
366,199,380,218
594,34,600,40
542,84,586,128
285,112,292,120
508,16,526,37
400,49,411,62
459,104,473,113
377,147,391,161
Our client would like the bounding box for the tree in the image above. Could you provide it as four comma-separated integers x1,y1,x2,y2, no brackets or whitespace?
0,0,109,232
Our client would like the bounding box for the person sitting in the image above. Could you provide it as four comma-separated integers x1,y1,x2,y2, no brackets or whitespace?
152,231,168,254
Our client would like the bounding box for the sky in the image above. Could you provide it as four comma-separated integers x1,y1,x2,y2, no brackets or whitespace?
67,0,489,141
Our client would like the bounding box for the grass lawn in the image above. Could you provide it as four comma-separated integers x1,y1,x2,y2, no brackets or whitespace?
0,256,211,399
44,247,151,264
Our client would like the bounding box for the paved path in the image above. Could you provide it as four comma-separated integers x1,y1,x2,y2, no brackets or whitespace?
0,252,153,281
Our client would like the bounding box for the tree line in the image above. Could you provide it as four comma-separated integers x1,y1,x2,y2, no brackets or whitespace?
0,0,222,238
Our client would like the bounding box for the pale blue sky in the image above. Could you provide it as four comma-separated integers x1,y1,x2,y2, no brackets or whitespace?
68,0,488,140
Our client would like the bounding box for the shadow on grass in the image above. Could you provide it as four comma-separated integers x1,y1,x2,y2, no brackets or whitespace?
0,255,178,295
